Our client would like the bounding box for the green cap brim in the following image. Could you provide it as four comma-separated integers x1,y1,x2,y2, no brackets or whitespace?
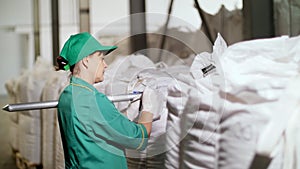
98,45,118,55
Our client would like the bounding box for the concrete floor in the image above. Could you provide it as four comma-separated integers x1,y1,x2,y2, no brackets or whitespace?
0,95,18,169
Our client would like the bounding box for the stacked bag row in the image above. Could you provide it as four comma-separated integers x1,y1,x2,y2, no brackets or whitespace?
165,34,300,169
5,58,68,169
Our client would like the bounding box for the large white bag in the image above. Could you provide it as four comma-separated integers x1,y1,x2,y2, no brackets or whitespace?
41,70,69,169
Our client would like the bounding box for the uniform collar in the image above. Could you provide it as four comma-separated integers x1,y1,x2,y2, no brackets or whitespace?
70,76,96,93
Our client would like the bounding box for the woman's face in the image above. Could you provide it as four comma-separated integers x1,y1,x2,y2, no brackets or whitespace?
88,51,108,83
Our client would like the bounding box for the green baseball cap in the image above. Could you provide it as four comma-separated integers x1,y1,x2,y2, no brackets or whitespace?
59,32,117,70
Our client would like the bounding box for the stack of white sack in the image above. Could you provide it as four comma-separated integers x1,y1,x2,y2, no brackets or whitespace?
256,75,300,169
41,70,69,169
255,36,300,169
5,77,20,152
163,34,226,169
215,35,300,169
16,57,54,164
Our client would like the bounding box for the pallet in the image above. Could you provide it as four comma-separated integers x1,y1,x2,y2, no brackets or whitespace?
15,152,43,169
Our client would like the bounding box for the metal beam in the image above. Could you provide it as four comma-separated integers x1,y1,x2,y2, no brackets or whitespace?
158,0,174,61
79,0,90,32
194,0,213,43
243,0,275,39
129,0,147,55
51,0,59,66
33,0,40,61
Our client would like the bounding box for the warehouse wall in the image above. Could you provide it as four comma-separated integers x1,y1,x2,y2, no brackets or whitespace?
0,0,33,95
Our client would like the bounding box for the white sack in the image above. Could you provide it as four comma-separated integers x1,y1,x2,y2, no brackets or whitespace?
173,33,227,169
255,76,300,169
17,57,54,163
158,33,226,169
283,109,300,169
217,36,300,169
5,78,20,151
55,120,65,169
219,36,299,104
9,120,19,152
179,87,220,169
18,114,41,164
17,58,53,117
5,78,19,123
165,80,190,169
41,70,69,169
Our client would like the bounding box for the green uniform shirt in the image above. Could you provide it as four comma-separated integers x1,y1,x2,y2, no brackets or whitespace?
57,76,148,169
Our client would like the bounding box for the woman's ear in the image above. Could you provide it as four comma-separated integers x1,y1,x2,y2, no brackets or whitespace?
81,57,89,69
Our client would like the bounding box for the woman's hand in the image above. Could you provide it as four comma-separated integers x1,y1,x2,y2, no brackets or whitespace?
141,86,163,119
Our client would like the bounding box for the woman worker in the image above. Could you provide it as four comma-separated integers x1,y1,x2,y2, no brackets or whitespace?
56,32,161,169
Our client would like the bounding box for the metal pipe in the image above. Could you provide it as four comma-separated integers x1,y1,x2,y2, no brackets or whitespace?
2,93,142,112
3,100,58,112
